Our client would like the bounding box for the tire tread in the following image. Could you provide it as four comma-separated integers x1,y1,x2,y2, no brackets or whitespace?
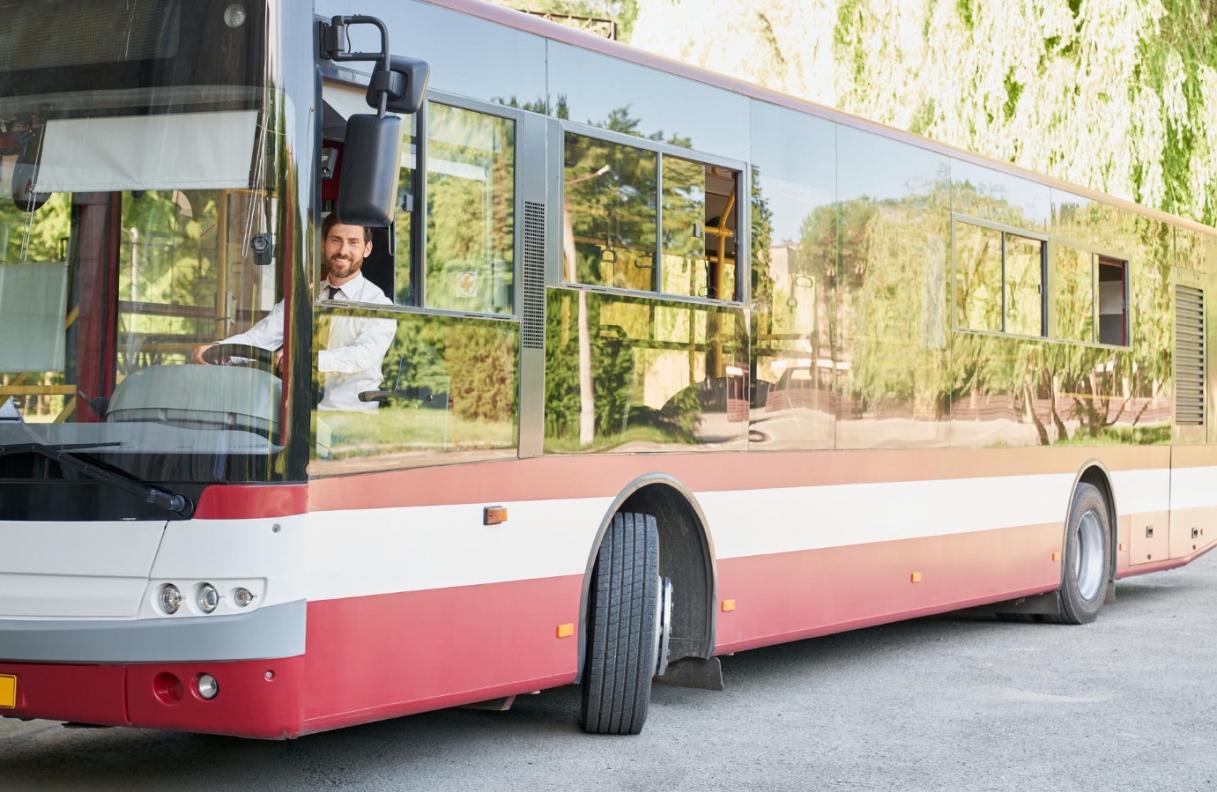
581,513,659,735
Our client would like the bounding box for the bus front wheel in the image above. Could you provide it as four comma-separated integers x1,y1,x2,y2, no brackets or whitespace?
581,512,663,735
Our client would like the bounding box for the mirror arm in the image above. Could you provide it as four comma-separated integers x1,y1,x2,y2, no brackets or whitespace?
320,15,393,116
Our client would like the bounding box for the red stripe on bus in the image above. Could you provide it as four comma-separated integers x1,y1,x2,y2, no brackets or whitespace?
193,484,308,519
300,574,582,733
714,522,1064,654
307,446,1171,512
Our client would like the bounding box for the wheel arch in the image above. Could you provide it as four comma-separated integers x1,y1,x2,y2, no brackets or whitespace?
574,473,717,684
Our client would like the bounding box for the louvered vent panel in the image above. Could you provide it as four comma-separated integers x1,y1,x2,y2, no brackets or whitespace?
1176,285,1205,426
522,201,546,350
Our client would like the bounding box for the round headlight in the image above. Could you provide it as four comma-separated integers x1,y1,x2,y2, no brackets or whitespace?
223,4,247,28
197,583,219,614
233,587,255,608
159,584,182,615
196,673,219,700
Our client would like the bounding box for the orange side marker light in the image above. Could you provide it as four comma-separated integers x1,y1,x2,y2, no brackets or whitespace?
721,599,736,612
1118,542,1125,551
556,624,574,638
483,506,508,526
1052,552,1061,562
910,572,922,583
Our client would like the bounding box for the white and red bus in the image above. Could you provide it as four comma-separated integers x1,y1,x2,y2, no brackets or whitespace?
1,0,1214,739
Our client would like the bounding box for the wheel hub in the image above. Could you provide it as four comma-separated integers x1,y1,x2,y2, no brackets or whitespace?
1074,509,1105,602
653,576,673,676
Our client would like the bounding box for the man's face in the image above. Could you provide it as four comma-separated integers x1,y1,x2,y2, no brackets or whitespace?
323,223,372,280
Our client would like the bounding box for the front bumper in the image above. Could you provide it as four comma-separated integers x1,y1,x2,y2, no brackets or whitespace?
0,600,308,738
0,656,304,739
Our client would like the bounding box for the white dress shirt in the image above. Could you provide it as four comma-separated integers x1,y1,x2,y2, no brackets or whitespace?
222,272,397,412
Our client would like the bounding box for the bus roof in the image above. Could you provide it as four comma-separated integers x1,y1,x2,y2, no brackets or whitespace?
424,0,1216,240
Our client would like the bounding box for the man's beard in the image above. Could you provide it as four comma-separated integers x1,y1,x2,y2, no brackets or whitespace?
326,253,361,280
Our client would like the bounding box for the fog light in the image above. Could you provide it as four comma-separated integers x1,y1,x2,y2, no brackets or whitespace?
223,4,246,28
196,674,219,700
197,583,219,614
233,587,255,608
159,584,182,615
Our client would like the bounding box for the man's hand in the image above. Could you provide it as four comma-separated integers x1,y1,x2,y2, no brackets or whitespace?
191,343,218,365
273,348,284,372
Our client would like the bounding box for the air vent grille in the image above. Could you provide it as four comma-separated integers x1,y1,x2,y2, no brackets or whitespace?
522,201,546,350
1176,285,1205,426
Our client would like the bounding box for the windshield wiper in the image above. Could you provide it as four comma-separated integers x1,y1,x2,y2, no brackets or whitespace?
0,442,193,517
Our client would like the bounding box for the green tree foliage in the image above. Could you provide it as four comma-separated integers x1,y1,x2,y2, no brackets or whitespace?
623,0,1217,227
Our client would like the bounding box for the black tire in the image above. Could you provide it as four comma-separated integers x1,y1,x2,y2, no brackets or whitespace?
581,512,660,735
1044,483,1110,625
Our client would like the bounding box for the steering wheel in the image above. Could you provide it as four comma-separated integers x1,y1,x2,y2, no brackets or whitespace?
202,343,278,374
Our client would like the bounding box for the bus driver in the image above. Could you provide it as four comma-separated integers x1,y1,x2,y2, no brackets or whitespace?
192,214,396,412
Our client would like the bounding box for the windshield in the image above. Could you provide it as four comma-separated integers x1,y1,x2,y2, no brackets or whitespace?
0,0,288,484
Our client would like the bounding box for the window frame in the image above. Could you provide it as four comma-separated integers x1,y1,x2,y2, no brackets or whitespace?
951,213,1048,339
317,79,525,324
1048,236,1132,350
554,120,750,308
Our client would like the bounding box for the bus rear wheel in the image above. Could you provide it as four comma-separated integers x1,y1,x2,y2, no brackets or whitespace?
581,512,666,735
1045,482,1111,625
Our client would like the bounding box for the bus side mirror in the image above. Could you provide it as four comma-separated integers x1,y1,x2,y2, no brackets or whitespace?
336,114,402,228
366,56,430,115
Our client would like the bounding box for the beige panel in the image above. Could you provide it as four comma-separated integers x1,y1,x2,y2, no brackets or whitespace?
1130,510,1171,565
1169,505,1217,559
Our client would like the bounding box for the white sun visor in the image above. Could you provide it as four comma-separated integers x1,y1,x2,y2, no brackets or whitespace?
34,110,259,193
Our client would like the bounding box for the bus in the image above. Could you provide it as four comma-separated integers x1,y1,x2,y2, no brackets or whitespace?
0,0,1213,739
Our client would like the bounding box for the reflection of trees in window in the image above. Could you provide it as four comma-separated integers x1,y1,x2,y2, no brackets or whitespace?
563,132,657,291
316,312,517,469
118,190,222,372
1004,234,1042,336
544,289,746,452
954,222,1002,332
748,159,1176,448
424,104,515,315
661,155,705,296
1053,245,1094,343
0,192,72,419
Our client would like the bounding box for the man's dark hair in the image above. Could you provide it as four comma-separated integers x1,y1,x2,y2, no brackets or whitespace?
322,213,372,243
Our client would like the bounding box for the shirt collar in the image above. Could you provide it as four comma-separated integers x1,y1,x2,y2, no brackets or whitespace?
321,272,365,299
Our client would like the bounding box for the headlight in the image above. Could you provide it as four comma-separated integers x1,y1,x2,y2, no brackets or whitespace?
159,584,182,615
197,583,219,614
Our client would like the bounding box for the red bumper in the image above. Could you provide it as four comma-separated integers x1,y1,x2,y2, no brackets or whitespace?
0,656,304,739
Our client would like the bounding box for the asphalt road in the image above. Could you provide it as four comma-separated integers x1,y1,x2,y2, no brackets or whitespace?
3,555,1216,792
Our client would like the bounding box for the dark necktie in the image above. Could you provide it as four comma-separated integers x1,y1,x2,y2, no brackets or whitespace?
325,285,340,301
